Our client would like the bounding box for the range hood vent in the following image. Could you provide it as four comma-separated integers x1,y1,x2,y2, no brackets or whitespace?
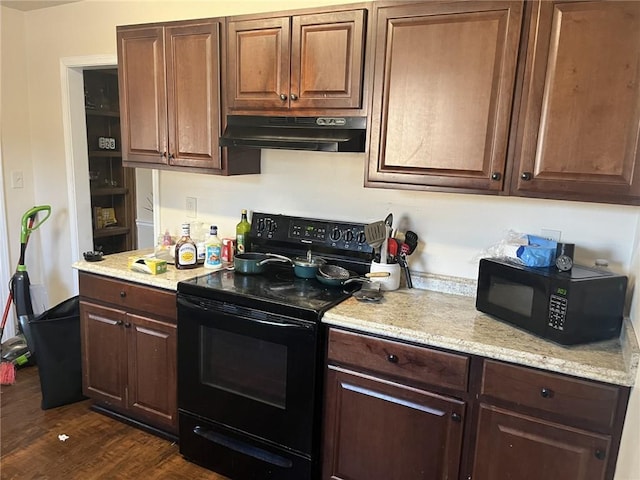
220,115,367,152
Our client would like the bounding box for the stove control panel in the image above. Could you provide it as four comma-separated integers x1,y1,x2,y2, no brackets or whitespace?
250,212,373,254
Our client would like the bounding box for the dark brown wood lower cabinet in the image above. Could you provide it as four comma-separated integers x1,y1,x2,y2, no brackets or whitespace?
472,404,611,480
79,272,178,436
322,366,465,480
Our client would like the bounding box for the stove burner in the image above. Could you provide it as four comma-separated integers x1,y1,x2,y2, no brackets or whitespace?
267,281,323,300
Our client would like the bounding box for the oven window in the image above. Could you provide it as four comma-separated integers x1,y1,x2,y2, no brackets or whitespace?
200,326,288,409
488,277,534,317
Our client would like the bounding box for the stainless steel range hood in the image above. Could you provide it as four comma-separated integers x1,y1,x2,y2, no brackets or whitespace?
220,116,367,152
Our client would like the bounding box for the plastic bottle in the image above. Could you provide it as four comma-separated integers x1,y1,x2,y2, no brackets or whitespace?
236,209,251,255
204,225,223,270
175,223,198,269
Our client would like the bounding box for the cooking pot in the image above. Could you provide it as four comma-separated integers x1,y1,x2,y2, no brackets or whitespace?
234,253,289,275
264,253,327,279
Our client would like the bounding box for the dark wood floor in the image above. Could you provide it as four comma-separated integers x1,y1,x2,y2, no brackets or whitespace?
1,366,228,479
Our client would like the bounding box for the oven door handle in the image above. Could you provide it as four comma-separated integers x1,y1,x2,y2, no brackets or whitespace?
178,295,313,331
193,425,294,468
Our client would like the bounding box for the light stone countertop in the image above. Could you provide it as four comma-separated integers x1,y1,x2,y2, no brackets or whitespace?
323,288,639,387
72,249,209,290
73,250,639,387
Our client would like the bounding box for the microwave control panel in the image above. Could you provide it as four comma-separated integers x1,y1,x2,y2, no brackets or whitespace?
548,294,568,330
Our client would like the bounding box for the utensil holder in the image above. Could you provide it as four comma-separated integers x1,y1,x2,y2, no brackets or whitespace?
369,261,401,291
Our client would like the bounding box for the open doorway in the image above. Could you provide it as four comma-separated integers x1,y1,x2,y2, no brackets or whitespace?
61,55,155,292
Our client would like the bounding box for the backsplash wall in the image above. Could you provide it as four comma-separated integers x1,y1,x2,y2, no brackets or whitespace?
158,149,640,280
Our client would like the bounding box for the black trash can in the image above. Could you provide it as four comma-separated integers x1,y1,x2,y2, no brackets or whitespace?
27,295,87,409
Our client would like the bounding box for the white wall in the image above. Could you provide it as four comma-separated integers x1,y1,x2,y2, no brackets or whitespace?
1,1,639,478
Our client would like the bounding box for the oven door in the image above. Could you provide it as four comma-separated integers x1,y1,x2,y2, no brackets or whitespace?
177,293,318,454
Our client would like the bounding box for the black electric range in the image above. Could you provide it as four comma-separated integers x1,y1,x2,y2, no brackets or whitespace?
176,212,373,480
177,212,374,321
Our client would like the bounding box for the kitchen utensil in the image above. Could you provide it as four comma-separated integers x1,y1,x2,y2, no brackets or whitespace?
399,242,413,288
404,230,418,255
387,238,399,263
316,264,388,287
364,221,387,260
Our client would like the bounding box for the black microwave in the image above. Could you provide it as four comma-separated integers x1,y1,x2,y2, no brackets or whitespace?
476,258,628,345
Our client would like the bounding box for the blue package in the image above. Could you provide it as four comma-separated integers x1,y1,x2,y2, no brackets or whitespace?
516,235,558,267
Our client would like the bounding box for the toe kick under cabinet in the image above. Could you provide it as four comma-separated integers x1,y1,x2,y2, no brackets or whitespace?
323,328,630,480
79,272,178,437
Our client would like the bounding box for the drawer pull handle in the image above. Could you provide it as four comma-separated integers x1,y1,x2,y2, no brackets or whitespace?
540,388,553,398
120,291,126,298
387,354,399,363
451,412,462,422
595,449,606,460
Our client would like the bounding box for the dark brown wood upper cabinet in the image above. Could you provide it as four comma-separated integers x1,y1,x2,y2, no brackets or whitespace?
117,20,259,175
510,1,640,205
226,8,368,114
366,1,524,192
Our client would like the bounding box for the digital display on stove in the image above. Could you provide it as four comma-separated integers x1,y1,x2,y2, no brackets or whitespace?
289,220,327,242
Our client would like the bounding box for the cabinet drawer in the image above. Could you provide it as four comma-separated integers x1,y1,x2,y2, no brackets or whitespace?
328,329,469,391
481,360,620,429
79,272,176,322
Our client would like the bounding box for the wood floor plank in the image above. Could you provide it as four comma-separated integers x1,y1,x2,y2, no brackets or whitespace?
1,366,228,479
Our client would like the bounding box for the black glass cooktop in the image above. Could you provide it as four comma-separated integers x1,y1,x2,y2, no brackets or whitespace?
178,264,358,321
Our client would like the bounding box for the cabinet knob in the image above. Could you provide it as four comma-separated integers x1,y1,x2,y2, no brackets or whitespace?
124,322,131,328
168,153,174,161
521,171,533,181
116,320,124,326
540,387,553,398
387,354,399,363
595,449,606,460
290,93,298,101
280,94,288,101
491,172,501,181
451,412,462,422
120,291,126,298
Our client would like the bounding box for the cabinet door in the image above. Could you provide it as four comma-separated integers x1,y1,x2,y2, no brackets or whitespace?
323,367,465,480
126,313,178,433
512,1,640,205
117,26,169,166
473,404,611,480
165,21,222,170
80,301,127,408
226,17,291,110
367,1,523,192
290,10,366,109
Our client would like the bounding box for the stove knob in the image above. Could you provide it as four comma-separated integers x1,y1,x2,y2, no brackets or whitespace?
256,218,265,233
357,231,366,244
343,230,354,243
267,219,277,233
330,227,341,242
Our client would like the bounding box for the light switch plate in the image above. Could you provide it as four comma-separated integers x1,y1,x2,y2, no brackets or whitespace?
11,170,24,189
186,197,197,218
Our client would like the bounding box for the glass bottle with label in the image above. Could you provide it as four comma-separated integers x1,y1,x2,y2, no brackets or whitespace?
236,209,251,255
175,223,198,269
204,225,223,270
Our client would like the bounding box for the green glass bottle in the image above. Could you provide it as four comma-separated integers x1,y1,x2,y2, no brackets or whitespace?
235,209,251,255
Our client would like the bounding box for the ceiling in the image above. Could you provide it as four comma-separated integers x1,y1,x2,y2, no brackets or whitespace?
0,0,80,11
